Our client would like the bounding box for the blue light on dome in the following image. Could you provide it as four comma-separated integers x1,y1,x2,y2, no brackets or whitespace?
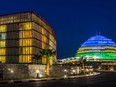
81,35,116,47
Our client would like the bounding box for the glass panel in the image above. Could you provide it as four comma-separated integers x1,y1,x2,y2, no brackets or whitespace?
0,56,5,63
42,42,46,49
0,48,6,55
0,41,5,47
0,25,6,32
19,22,32,30
19,39,32,46
19,47,32,54
42,36,47,43
19,30,32,38
19,55,32,63
0,33,6,39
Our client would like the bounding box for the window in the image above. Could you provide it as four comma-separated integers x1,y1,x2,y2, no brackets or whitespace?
0,48,6,55
19,55,32,63
0,41,5,47
19,39,32,46
19,22,32,30
0,33,6,39
42,42,46,49
0,25,6,32
42,36,47,42
19,47,32,54
20,30,32,38
0,56,5,63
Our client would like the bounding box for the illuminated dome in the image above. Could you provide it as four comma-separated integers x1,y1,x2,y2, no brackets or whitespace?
76,35,116,60
81,35,116,47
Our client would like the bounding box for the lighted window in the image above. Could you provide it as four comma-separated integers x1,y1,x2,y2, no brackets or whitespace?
19,55,32,63
0,56,5,63
42,36,47,42
42,42,46,49
0,33,6,39
19,39,32,46
42,28,47,35
19,47,32,54
19,22,32,30
0,25,6,32
49,41,53,47
14,15,20,22
0,41,5,47
49,34,54,42
0,48,6,55
20,30,32,38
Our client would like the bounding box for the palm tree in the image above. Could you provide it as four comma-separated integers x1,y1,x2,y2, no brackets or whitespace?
32,54,41,64
39,49,56,77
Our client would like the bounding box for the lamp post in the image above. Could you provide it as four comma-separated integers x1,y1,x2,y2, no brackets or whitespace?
36,70,39,78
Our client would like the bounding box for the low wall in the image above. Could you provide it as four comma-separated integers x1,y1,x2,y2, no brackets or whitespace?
0,64,46,79
50,65,81,77
28,64,46,78
0,64,81,79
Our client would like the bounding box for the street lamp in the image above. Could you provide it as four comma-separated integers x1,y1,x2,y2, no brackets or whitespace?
36,70,39,78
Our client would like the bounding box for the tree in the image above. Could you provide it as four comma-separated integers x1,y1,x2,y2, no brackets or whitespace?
32,54,41,64
39,49,56,77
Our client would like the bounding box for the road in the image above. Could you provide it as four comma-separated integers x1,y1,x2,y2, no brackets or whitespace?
1,72,116,87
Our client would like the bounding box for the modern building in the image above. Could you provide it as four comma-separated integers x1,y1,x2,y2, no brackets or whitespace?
76,35,116,61
0,11,56,64
75,35,116,70
58,35,116,71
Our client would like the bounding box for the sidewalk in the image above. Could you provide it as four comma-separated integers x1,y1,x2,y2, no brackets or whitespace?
0,72,100,84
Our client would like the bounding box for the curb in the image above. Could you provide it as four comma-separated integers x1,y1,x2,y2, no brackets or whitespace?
0,72,100,84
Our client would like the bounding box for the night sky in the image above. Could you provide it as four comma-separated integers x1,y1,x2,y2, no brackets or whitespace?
0,0,116,59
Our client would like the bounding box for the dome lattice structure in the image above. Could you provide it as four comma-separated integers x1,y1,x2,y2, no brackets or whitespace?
76,35,116,60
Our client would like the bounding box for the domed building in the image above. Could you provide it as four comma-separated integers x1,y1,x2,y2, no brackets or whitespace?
76,35,116,61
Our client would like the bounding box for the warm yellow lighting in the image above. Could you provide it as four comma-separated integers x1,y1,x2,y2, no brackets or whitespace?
19,39,32,46
0,25,6,32
11,70,14,73
42,28,46,35
64,69,67,72
39,74,42,77
20,30,32,38
0,56,6,63
0,41,5,47
64,75,67,78
36,70,39,73
42,36,47,42
42,57,46,64
19,22,32,30
19,47,32,54
19,55,32,63
42,42,46,49
0,48,6,55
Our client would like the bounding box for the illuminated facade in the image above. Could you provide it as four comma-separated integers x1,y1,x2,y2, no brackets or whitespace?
0,11,56,64
76,35,116,60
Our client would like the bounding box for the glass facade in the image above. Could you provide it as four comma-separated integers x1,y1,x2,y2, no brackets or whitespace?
76,35,116,60
0,12,56,64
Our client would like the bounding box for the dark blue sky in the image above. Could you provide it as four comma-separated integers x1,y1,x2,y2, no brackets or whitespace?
0,0,116,58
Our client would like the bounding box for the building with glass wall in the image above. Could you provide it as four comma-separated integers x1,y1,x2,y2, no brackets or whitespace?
0,11,56,64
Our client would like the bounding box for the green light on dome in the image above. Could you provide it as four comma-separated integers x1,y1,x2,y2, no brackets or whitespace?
76,52,116,60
